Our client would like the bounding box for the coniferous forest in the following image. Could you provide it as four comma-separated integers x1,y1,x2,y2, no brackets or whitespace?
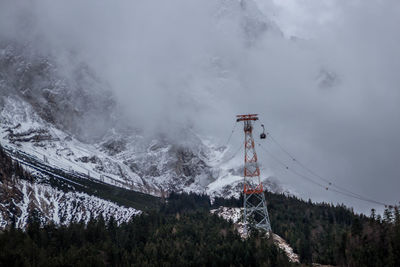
1,145,400,266
0,208,293,267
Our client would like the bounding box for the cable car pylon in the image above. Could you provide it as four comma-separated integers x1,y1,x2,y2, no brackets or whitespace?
236,114,272,234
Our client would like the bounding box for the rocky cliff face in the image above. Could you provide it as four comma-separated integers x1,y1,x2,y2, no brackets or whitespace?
0,44,115,142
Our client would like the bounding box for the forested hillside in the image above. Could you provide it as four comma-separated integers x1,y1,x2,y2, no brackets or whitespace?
0,144,399,266
0,210,294,266
214,192,400,266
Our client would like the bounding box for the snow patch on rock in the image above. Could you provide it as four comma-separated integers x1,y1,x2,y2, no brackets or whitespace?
272,233,300,263
211,206,300,263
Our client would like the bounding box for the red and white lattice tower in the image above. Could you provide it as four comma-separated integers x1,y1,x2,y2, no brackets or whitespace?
236,114,272,233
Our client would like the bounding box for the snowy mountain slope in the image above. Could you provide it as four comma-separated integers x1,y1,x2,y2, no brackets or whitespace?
0,43,116,142
0,141,163,229
0,178,140,229
0,95,146,191
0,93,285,199
0,0,288,202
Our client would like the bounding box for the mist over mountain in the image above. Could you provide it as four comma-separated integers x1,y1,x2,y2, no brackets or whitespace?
1,0,399,213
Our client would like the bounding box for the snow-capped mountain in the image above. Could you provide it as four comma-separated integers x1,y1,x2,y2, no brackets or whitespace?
0,0,290,229
0,91,284,199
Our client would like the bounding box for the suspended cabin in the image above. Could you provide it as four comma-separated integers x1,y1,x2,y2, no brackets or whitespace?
260,124,267,139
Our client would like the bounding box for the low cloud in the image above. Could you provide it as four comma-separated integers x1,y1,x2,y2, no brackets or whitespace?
1,0,399,213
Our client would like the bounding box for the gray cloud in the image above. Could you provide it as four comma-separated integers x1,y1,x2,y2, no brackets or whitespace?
1,0,399,213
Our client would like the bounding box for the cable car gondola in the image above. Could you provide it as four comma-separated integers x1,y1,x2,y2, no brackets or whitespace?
260,124,267,139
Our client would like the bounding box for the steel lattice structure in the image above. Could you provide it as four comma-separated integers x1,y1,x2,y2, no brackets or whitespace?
236,114,272,233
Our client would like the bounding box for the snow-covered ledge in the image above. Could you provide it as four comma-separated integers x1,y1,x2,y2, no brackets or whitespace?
211,206,300,263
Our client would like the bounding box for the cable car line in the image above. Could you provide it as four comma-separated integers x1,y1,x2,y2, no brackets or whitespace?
257,142,390,206
265,133,374,202
223,121,238,148
257,143,326,188
219,142,243,164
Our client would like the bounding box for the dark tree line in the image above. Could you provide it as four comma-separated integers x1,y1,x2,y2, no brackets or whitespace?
0,201,293,267
212,191,400,266
263,192,400,266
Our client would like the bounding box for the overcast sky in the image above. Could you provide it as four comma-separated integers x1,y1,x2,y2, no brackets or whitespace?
1,0,399,214
254,0,400,214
